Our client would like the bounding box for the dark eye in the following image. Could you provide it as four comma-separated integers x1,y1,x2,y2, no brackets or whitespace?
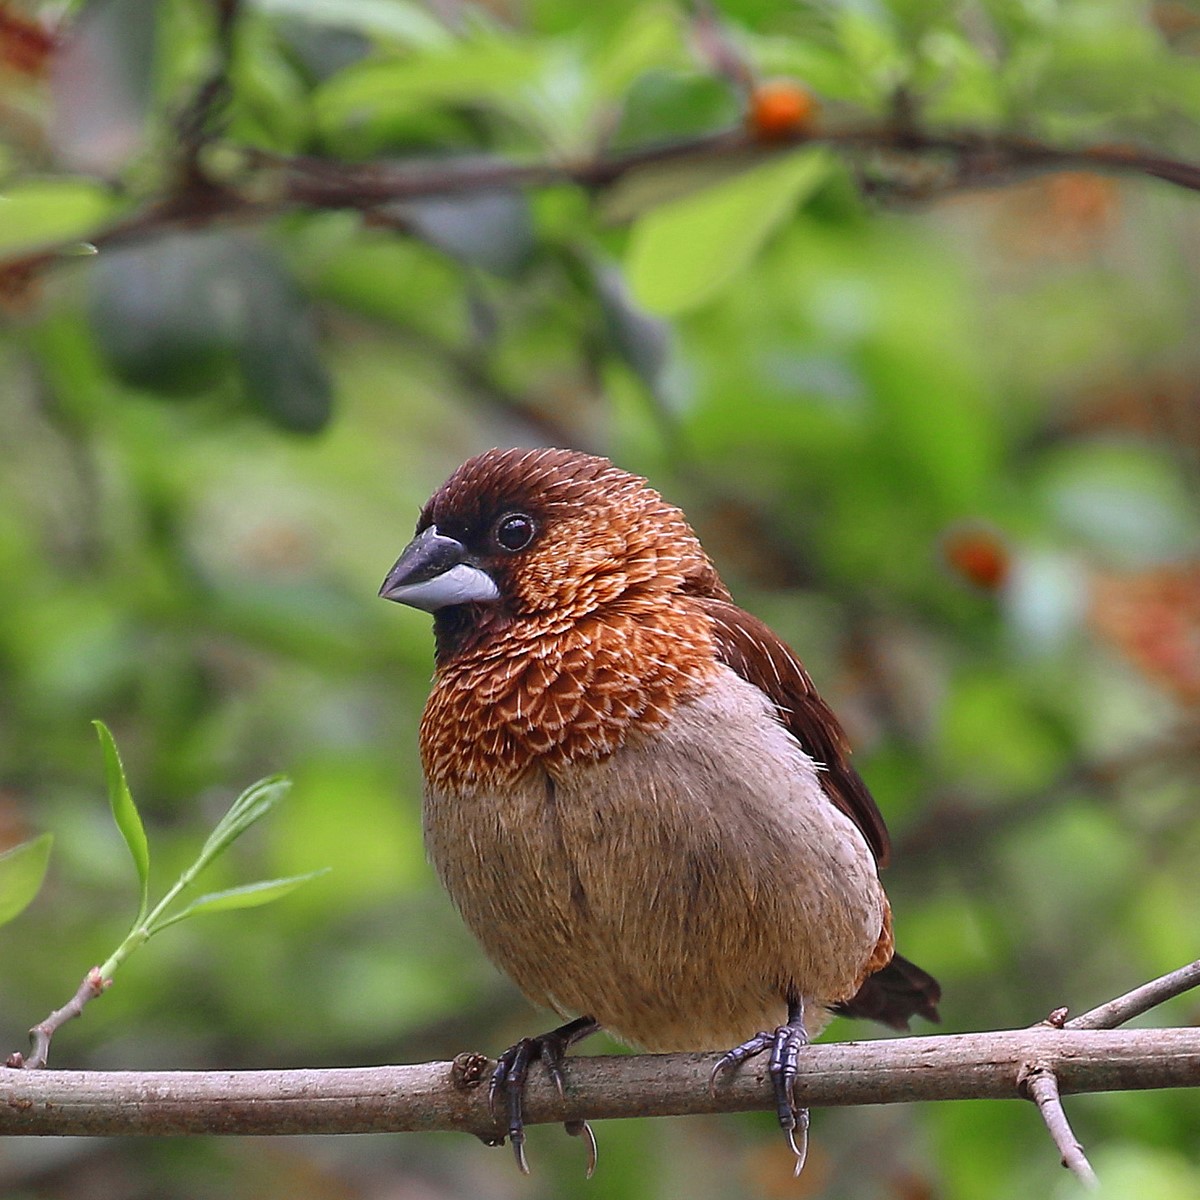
494,512,536,552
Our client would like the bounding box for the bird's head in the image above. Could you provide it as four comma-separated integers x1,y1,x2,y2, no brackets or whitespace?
380,447,723,662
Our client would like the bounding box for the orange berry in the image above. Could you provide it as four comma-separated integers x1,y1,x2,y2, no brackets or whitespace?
942,528,1011,591
0,6,57,77
748,80,817,141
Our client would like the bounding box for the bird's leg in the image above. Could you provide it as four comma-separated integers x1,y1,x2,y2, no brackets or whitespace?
488,1014,600,1175
710,995,810,1174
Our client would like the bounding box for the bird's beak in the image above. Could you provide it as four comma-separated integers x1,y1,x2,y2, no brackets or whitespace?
378,526,500,613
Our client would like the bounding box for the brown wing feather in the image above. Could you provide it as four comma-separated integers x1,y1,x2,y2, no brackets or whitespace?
698,597,891,866
833,953,942,1029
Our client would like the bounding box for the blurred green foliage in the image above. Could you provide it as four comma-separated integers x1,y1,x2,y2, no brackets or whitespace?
2,0,1200,1197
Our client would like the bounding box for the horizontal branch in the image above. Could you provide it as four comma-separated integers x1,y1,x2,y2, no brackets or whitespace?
253,125,1200,206
2,1027,1199,1139
8,121,1200,278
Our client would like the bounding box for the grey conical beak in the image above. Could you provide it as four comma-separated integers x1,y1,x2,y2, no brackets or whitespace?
379,526,500,612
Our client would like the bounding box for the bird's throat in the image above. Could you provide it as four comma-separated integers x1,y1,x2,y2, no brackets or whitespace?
420,601,718,792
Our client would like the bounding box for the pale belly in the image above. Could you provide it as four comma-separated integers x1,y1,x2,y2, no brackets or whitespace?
423,666,886,1051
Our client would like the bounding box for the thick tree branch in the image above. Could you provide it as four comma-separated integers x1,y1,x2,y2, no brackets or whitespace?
1,1027,1199,1138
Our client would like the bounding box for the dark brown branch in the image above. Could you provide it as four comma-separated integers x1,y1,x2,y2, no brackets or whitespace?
262,126,1200,205
1020,1065,1099,1189
5,967,108,1071
1068,958,1200,1031
175,0,243,187
9,121,1200,278
1,1027,1199,1138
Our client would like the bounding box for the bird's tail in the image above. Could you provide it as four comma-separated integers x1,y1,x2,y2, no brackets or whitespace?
832,953,941,1030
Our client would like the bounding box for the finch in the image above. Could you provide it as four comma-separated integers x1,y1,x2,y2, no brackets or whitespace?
380,447,939,1173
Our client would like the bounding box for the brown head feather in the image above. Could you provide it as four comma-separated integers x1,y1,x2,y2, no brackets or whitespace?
419,448,724,664
417,449,722,791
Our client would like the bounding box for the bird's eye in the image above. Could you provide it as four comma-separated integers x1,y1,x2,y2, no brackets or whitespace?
494,512,536,552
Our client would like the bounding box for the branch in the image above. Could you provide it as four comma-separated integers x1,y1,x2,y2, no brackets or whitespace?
174,0,242,186
1019,1065,1100,1189
9,121,1200,276
4,967,108,1071
1069,959,1200,1030
263,126,1200,205
2,1027,1199,1138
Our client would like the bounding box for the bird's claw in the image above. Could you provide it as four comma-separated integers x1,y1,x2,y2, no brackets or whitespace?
489,1036,539,1173
784,1108,810,1176
709,1028,775,1094
711,1015,810,1173
487,1016,599,1175
565,1118,599,1178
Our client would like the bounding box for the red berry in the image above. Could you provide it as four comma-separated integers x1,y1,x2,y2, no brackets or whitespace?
942,528,1011,591
748,80,817,141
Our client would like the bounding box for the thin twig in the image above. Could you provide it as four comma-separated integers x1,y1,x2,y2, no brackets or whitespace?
176,0,243,188
1067,958,1200,1031
5,967,108,1071
1020,1065,1100,1189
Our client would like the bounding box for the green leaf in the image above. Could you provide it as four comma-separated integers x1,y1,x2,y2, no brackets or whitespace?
393,190,535,277
151,871,330,931
256,0,451,48
600,149,768,225
0,833,53,928
234,252,334,434
93,720,150,923
610,71,739,149
194,776,292,876
590,7,685,101
0,180,117,257
88,233,242,396
314,34,539,132
626,149,831,315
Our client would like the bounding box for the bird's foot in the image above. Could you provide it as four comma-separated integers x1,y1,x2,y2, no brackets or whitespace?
710,1000,810,1175
488,1015,600,1175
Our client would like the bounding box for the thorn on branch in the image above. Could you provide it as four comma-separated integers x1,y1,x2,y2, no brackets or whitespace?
1032,1006,1070,1029
1019,1064,1099,1190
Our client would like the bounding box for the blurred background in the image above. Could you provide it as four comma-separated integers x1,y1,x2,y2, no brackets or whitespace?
2,0,1200,1196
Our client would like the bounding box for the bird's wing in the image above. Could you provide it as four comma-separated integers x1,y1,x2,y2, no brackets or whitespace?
699,597,891,867
832,952,941,1028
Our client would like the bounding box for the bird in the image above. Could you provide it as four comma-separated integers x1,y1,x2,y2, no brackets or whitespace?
379,446,940,1174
